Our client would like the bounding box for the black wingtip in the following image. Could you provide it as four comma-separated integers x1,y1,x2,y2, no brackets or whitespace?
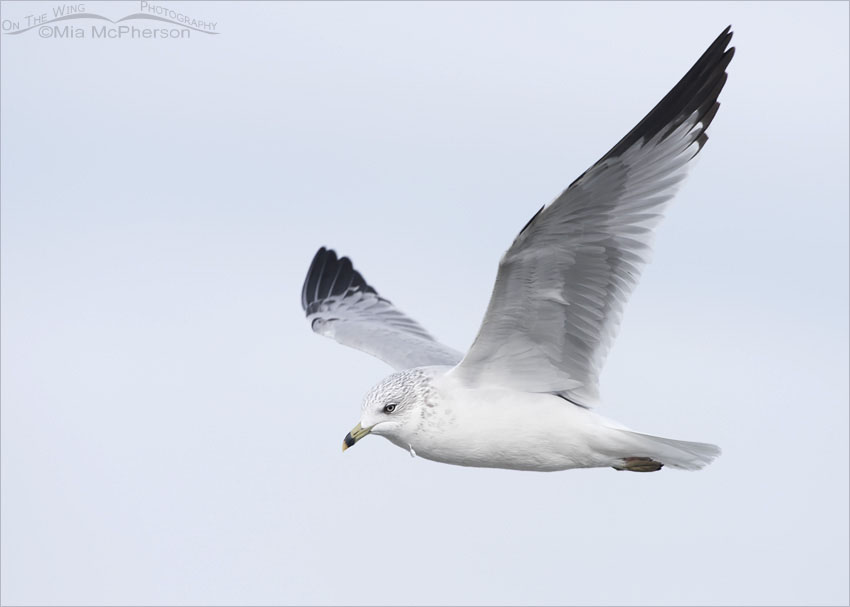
301,247,331,311
593,26,735,166
300,247,378,314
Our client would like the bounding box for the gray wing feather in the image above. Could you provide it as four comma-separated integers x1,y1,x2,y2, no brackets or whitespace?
452,28,735,406
301,248,462,370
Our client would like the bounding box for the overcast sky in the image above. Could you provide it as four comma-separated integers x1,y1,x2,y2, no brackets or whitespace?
1,2,848,605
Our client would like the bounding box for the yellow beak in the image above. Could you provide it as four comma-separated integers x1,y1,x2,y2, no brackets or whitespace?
342,422,372,452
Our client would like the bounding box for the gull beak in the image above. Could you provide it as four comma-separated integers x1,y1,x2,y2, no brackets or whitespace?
342,422,372,452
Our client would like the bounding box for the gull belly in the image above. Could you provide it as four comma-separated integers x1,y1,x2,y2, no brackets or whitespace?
401,374,625,472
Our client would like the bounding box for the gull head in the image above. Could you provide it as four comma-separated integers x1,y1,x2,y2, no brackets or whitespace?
342,368,435,452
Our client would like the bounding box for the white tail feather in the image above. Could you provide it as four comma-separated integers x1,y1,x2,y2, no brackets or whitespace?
618,429,721,470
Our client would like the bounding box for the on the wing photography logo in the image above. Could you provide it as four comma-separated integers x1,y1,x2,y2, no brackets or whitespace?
1,1,219,40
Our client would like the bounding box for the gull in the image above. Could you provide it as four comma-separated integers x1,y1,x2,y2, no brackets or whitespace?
301,28,734,472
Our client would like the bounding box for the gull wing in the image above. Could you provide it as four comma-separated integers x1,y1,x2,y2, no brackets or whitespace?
301,247,463,370
452,27,735,406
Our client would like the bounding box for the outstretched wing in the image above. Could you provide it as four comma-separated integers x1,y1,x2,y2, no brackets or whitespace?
452,27,735,406
301,247,462,370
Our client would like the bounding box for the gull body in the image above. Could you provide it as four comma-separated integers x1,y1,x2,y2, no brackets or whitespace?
358,367,718,472
376,368,622,471
303,28,735,473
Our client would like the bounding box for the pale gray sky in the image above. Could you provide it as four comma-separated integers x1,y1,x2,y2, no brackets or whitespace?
1,1,848,605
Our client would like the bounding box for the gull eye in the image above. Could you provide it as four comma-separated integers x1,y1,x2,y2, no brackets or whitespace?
383,403,397,413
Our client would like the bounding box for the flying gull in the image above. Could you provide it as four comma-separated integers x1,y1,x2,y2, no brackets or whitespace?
301,27,734,472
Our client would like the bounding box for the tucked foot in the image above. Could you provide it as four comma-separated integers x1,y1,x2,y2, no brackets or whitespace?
613,457,664,472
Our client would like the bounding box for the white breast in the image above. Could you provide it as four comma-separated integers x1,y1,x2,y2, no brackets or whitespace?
410,379,623,472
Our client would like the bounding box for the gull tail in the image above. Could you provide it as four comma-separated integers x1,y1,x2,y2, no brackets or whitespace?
613,429,721,471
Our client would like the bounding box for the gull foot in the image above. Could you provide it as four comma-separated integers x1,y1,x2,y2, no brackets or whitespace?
613,457,664,472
